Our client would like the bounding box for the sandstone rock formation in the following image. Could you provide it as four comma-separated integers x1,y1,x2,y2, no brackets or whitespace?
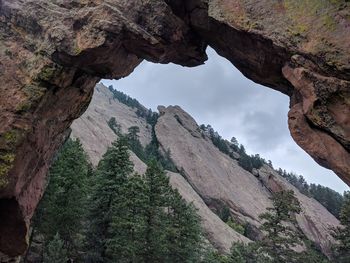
71,83,152,166
0,0,349,257
70,85,249,252
155,104,339,257
68,85,339,257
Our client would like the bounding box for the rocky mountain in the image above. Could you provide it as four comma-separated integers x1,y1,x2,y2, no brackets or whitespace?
1,1,349,257
70,84,340,258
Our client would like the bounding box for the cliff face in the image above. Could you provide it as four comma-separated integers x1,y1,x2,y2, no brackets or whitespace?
71,84,152,166
155,104,339,257
70,85,339,257
70,85,250,252
0,0,349,257
70,85,249,252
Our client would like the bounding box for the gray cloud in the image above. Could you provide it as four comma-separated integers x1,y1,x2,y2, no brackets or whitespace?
102,48,349,193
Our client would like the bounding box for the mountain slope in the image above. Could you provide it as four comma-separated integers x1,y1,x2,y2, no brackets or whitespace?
155,105,339,257
70,84,339,257
71,84,152,166
70,84,248,252
130,149,250,251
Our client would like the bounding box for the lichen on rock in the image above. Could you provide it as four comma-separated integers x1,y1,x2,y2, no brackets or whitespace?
0,0,349,258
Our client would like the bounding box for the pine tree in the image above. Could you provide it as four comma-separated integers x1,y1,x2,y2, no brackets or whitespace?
143,160,171,262
85,142,203,262
258,190,302,262
166,190,202,262
36,139,89,259
107,117,121,135
43,233,68,263
85,137,134,262
127,126,145,161
106,175,148,262
333,191,350,263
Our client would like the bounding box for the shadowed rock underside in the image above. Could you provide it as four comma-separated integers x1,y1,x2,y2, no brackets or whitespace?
0,0,349,258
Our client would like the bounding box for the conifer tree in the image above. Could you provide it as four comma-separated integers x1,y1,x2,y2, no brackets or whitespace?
127,126,145,160
143,160,171,262
106,175,148,262
36,139,89,259
333,191,350,263
43,233,68,263
258,190,302,262
85,140,203,263
166,190,202,262
85,137,134,262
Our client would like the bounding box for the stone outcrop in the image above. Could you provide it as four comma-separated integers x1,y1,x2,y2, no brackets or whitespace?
129,151,250,252
258,165,340,257
155,105,339,257
69,86,340,257
70,85,339,255
70,85,249,252
0,0,349,257
71,83,152,166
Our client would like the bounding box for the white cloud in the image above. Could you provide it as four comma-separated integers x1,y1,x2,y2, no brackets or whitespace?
102,48,349,193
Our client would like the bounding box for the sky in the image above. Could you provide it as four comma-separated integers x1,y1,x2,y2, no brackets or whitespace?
102,48,349,193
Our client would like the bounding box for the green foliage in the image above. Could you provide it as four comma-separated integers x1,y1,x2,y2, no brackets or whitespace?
123,123,177,172
202,243,270,263
296,243,330,263
107,117,121,135
220,190,328,263
258,190,303,262
108,86,143,110
106,175,148,262
199,125,266,172
229,242,271,263
199,123,342,220
309,183,343,218
35,139,89,259
332,191,350,262
85,137,134,262
277,168,344,218
43,233,68,263
86,139,202,262
227,218,245,235
218,205,231,223
202,250,231,263
127,126,145,161
108,85,158,126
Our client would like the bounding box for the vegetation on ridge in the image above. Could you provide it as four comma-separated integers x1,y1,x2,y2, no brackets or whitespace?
199,123,344,219
28,137,344,262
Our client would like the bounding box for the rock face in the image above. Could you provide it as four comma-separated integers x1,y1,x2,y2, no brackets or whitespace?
71,83,152,166
0,0,349,257
155,105,339,257
69,85,339,257
70,85,249,252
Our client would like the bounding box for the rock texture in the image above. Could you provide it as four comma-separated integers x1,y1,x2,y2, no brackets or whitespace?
71,83,152,166
130,150,250,252
155,105,339,257
0,0,349,257
70,86,339,257
70,84,249,252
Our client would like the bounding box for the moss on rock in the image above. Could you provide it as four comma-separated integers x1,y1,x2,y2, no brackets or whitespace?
0,129,23,188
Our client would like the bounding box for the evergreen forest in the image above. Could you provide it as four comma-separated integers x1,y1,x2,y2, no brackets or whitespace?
25,136,350,263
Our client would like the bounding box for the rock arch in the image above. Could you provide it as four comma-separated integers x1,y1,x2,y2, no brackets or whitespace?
0,0,349,257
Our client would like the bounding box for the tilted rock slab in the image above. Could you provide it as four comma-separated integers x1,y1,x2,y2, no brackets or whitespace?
0,0,349,257
130,151,250,252
70,86,249,252
155,105,339,257
71,83,152,166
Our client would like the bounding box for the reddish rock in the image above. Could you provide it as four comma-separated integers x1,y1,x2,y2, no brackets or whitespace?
0,0,349,257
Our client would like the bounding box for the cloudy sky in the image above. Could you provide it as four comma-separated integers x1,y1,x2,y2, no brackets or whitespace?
102,48,349,193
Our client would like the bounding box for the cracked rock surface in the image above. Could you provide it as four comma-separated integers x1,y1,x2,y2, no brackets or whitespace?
0,0,349,257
